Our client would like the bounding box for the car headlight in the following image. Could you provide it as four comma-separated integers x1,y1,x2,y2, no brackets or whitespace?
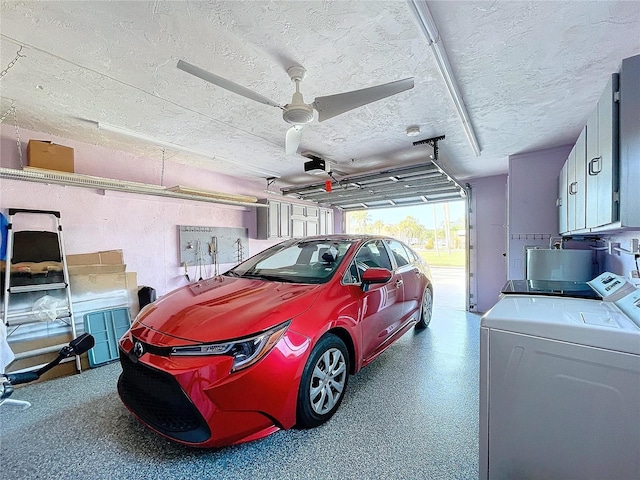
170,320,291,372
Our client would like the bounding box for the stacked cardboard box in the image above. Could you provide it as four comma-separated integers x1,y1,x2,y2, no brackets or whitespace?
67,249,139,320
7,250,138,380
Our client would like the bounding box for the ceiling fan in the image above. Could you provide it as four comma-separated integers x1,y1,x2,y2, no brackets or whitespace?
176,60,414,156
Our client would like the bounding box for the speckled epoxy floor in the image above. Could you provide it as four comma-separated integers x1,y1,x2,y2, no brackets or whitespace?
1,268,480,479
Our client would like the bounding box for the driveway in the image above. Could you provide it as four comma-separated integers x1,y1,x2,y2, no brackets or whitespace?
430,266,466,310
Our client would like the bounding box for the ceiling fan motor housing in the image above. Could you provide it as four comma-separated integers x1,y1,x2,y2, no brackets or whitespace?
283,100,314,124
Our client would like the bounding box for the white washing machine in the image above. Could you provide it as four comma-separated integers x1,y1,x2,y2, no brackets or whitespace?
480,274,640,480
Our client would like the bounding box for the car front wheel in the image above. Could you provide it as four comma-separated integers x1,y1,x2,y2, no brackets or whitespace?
296,333,349,428
416,286,433,329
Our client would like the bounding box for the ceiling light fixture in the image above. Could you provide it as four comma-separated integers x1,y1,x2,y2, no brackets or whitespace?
96,122,280,178
407,0,481,157
406,126,421,137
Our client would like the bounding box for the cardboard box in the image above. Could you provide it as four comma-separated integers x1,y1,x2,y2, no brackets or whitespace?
27,140,75,173
68,264,126,275
67,249,124,266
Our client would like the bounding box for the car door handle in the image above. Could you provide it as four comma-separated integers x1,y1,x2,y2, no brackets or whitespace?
395,279,403,286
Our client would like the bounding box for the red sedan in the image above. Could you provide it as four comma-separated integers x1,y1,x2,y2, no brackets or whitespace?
118,235,433,448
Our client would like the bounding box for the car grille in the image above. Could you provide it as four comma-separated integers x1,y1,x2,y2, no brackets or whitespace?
118,349,211,444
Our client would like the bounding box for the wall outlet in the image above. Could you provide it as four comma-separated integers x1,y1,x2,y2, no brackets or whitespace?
631,238,640,254
609,241,620,255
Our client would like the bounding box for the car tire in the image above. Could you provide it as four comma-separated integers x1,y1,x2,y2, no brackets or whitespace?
296,333,349,428
416,286,433,329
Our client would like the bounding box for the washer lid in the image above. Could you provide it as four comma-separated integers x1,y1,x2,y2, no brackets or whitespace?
481,296,640,355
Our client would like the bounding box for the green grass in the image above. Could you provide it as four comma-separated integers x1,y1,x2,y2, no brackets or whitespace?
416,248,466,267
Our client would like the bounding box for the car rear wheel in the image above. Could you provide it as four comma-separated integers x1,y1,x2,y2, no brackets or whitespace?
296,333,349,428
416,286,433,329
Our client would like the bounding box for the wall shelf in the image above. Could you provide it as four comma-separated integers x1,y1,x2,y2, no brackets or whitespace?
0,167,266,208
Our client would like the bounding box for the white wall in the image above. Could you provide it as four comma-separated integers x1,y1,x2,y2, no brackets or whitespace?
507,145,572,279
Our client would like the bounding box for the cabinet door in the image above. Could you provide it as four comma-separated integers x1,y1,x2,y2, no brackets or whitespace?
573,128,587,231
586,74,619,228
279,202,291,238
325,209,334,234
292,218,305,238
558,162,568,234
306,221,318,236
268,201,280,238
567,146,577,231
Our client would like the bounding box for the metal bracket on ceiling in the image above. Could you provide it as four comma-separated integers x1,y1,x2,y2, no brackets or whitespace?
412,135,445,162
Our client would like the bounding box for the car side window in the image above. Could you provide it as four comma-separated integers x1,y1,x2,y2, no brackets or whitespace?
342,259,361,285
387,240,411,267
404,246,419,263
355,240,393,271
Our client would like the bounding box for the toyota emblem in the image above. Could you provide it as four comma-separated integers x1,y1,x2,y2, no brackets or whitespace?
133,341,144,358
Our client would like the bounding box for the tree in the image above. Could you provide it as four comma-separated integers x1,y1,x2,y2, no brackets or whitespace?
348,211,371,233
371,220,385,235
398,216,423,244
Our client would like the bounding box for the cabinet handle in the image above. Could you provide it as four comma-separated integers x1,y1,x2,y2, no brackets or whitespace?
569,182,578,195
588,156,602,176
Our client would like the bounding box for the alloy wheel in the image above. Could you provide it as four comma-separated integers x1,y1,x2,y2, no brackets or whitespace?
309,347,347,415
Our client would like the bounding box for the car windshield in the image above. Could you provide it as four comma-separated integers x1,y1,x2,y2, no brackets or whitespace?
225,239,353,284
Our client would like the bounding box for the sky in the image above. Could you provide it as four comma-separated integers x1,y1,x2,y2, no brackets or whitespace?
347,200,466,229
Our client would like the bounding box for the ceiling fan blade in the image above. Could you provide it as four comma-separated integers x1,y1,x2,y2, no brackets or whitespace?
177,60,282,109
313,78,414,122
285,125,304,156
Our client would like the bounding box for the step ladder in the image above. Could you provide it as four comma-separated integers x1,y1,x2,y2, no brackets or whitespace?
2,209,81,373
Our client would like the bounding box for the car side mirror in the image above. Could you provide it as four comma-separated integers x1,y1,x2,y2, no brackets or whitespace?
361,267,392,291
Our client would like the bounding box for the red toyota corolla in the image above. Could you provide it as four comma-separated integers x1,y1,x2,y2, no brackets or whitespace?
118,235,433,448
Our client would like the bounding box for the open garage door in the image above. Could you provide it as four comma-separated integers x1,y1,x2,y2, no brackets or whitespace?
280,160,466,210
342,200,469,311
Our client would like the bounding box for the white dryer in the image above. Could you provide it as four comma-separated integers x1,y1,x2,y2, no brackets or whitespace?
480,275,640,480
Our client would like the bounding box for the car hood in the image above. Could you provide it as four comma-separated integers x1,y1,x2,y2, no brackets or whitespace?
135,276,321,344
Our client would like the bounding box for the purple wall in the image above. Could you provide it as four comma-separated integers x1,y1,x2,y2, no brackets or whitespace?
1,127,341,295
602,231,640,280
507,145,572,279
468,174,507,313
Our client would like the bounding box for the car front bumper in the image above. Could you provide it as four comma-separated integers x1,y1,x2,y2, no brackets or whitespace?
117,329,311,448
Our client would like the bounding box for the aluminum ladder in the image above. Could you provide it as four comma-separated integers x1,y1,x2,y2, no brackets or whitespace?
2,209,81,373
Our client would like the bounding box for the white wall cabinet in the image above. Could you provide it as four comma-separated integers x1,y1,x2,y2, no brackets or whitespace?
258,200,334,239
291,204,319,238
257,200,291,239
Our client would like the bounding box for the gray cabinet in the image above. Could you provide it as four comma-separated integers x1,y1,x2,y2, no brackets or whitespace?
558,162,568,234
618,54,640,228
586,74,619,228
566,129,587,232
558,55,640,234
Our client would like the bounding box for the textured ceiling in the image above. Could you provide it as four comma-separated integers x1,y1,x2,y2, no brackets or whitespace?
1,1,639,188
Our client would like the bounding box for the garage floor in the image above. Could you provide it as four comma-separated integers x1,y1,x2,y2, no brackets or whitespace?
0,267,480,479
